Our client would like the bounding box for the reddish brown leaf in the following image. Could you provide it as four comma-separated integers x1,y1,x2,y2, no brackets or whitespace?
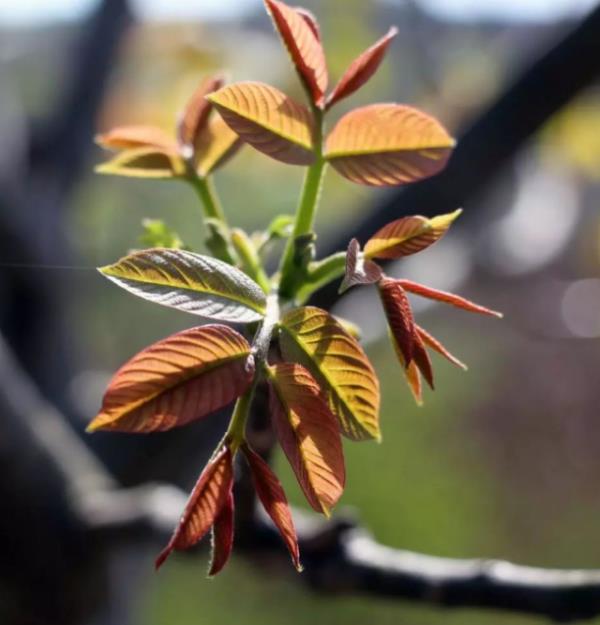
379,277,415,366
195,115,243,176
95,125,178,153
156,446,234,569
399,280,503,318
416,324,467,371
88,325,254,433
364,210,461,260
326,27,398,110
340,238,383,293
177,75,225,157
325,104,454,187
208,491,235,577
208,82,315,165
294,7,321,41
264,0,328,107
243,445,301,571
95,147,184,179
412,331,434,390
390,332,423,405
268,363,345,515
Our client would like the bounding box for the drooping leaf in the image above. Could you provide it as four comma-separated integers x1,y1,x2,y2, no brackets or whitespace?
95,147,184,179
378,278,415,367
99,248,267,323
177,74,225,157
195,115,243,176
208,491,235,577
279,306,380,442
264,0,328,107
412,330,434,390
364,210,462,260
390,331,423,406
325,104,455,187
339,238,382,293
268,363,345,515
139,219,186,250
95,125,178,152
399,279,503,318
87,325,254,433
326,27,398,110
156,446,233,569
208,82,315,165
242,445,301,570
416,324,467,371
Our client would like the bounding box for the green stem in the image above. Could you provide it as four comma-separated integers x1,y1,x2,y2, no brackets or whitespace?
296,251,347,303
225,382,257,452
231,228,271,293
190,175,227,221
278,110,326,300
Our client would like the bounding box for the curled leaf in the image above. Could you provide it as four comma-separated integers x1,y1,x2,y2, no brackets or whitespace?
325,104,455,187
379,278,415,367
208,492,235,577
95,147,184,179
399,279,503,318
339,238,382,293
156,446,234,569
95,125,177,152
364,210,462,260
416,324,467,371
264,0,328,107
195,115,243,176
208,82,315,165
177,74,225,157
279,306,380,442
87,325,254,433
326,27,398,110
99,248,267,323
242,445,301,570
268,363,345,515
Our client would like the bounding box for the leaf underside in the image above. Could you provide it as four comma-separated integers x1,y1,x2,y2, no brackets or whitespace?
96,147,184,179
99,248,267,323
279,306,380,442
340,238,383,293
96,125,178,152
208,491,235,576
195,115,243,176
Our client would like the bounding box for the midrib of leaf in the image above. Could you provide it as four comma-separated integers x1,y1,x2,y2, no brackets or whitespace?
364,224,433,257
326,145,450,159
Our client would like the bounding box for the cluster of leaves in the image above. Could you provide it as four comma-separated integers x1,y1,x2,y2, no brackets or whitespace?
90,0,501,576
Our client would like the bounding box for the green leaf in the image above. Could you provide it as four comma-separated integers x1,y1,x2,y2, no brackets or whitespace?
99,248,267,323
139,219,186,250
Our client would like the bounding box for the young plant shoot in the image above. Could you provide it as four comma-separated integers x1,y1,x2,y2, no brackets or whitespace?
90,0,502,575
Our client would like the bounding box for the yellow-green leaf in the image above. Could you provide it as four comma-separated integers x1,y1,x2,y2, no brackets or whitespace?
99,248,267,322
95,125,178,152
364,209,462,260
207,82,315,165
87,325,254,433
195,115,243,176
95,147,185,179
278,306,380,442
325,104,455,187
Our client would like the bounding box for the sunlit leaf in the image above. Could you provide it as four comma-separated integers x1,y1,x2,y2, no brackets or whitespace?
99,248,267,323
95,147,184,179
390,331,423,406
364,209,462,260
208,82,315,165
279,306,380,442
268,363,345,515
208,491,234,577
399,279,503,318
325,104,455,187
294,6,321,41
379,278,415,367
242,444,301,570
416,324,467,371
264,0,328,107
156,446,234,569
177,74,225,157
95,125,177,152
195,115,243,176
139,219,186,250
333,315,362,341
339,238,382,293
412,330,434,389
326,27,398,110
87,325,254,433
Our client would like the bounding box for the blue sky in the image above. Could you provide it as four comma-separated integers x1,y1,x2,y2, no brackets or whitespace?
0,0,596,25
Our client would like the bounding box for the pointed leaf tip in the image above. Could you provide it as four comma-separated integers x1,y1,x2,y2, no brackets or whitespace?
208,82,315,166
340,238,383,293
264,0,327,106
208,491,235,577
325,104,454,187
327,26,398,110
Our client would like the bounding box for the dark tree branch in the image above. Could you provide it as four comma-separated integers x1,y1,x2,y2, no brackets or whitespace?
312,3,600,310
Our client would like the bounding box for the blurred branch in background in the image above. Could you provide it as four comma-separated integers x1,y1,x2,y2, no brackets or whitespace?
3,1,600,625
